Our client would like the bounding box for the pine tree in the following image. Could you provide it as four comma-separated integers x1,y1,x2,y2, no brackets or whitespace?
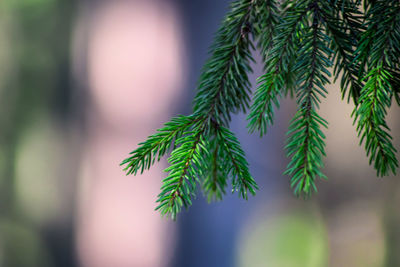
121,0,400,219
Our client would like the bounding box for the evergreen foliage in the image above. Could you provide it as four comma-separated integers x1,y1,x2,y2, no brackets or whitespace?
122,0,400,219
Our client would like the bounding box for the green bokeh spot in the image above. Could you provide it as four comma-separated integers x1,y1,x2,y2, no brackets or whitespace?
239,213,328,267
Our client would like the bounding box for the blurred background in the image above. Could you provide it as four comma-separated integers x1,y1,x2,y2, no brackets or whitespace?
0,0,399,266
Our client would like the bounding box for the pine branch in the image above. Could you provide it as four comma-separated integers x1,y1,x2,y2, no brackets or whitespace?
285,1,331,196
321,0,364,103
335,0,363,41
352,0,399,176
123,0,261,218
216,126,258,199
193,0,258,126
247,72,283,135
353,65,398,176
121,115,199,175
202,137,228,202
386,7,400,105
121,0,400,217
388,67,400,106
253,0,279,61
183,0,262,207
247,1,309,135
156,127,209,220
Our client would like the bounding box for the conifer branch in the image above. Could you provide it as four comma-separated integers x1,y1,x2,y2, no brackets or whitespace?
156,126,209,220
353,66,398,176
216,126,258,199
247,1,309,135
388,68,400,106
122,115,199,175
123,0,262,218
193,0,258,125
321,0,364,103
202,138,228,202
121,0,400,217
334,0,363,40
285,1,331,196
352,0,399,176
253,0,279,60
247,72,283,135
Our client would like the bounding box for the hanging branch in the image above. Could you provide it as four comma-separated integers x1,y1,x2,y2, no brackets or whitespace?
122,115,200,175
122,0,400,218
156,124,209,220
202,137,228,202
252,0,280,60
247,1,309,136
322,0,364,103
352,0,400,176
216,126,258,199
353,65,398,176
285,1,332,196
122,0,265,219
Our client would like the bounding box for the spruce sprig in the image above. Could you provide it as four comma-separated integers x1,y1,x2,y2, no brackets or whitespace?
202,137,228,202
200,122,259,204
247,1,309,135
252,0,280,60
247,71,283,136
322,0,364,103
216,125,258,199
284,1,332,196
122,0,400,218
123,0,261,219
156,124,209,220
353,65,398,176
193,0,257,125
122,115,199,175
352,0,400,176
